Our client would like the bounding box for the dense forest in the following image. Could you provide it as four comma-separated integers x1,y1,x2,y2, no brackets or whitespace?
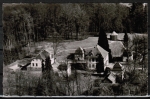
3,3,147,65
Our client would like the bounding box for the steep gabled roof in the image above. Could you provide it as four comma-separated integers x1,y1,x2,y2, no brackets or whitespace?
36,50,50,60
107,72,116,83
83,45,108,59
67,53,75,60
102,77,112,83
84,47,99,56
96,45,109,59
84,45,108,59
131,77,141,85
75,47,84,55
44,48,54,54
111,31,118,35
18,58,32,66
112,62,124,71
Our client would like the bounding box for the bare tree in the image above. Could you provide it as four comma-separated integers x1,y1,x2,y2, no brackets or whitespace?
131,34,148,71
51,31,66,62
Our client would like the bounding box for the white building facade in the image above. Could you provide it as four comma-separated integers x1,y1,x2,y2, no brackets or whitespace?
29,49,54,69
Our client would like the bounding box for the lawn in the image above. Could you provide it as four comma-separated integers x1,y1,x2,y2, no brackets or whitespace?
4,33,147,72
55,33,147,62
3,33,147,95
22,33,147,63
56,37,98,62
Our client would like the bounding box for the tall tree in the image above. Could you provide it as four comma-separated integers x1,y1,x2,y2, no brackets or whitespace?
89,3,129,33
124,32,129,44
130,3,147,33
51,31,65,61
124,32,129,62
42,57,57,96
96,54,104,73
98,28,113,62
131,34,148,71
45,57,52,71
61,3,89,40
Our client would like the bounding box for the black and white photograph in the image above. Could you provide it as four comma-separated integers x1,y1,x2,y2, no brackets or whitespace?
3,3,148,96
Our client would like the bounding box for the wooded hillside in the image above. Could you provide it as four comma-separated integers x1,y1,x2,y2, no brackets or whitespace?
3,3,147,65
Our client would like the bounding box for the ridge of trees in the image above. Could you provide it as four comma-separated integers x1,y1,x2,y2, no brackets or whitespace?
3,3,147,65
3,3,147,48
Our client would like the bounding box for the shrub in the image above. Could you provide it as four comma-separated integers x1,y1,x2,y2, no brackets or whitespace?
58,63,67,71
71,63,88,70
93,79,102,87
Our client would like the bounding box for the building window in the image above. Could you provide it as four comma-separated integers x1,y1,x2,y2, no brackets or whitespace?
96,58,98,62
89,64,91,68
92,64,95,68
51,54,53,58
92,58,95,62
36,63,38,66
32,63,34,66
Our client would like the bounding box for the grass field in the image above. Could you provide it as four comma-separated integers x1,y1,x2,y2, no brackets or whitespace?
56,37,98,62
3,33,147,95
22,33,147,62
4,33,147,73
20,32,148,64
56,33,147,62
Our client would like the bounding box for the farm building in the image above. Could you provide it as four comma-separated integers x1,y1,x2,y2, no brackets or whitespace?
67,45,109,73
102,72,116,84
110,31,118,41
84,45,109,71
110,62,125,80
8,48,57,72
8,58,32,71
74,47,85,61
109,41,125,62
29,49,54,70
103,62,125,83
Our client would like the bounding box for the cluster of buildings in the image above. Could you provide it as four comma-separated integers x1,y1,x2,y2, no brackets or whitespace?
9,48,55,72
8,31,134,84
66,31,133,83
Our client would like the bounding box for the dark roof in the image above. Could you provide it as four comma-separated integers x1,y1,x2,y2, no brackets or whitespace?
112,62,124,71
18,58,32,66
36,50,50,60
84,45,108,59
102,77,112,83
85,47,100,56
109,41,125,57
75,47,84,55
86,56,98,59
67,53,75,60
131,77,141,85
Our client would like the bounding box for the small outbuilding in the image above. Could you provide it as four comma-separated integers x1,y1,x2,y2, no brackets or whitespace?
111,62,125,80
110,31,118,41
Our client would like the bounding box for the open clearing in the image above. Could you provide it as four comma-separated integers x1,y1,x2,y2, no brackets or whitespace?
5,33,147,70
